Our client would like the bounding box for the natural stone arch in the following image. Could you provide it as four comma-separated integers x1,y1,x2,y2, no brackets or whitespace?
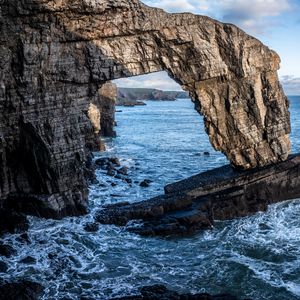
63,0,290,169
0,0,291,217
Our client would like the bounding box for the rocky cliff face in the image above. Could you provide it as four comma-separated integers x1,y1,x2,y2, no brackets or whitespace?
0,0,291,218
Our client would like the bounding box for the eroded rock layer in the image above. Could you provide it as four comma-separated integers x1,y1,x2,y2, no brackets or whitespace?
0,0,291,217
96,154,300,236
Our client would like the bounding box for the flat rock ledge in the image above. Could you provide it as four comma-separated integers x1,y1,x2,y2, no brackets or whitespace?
95,154,300,236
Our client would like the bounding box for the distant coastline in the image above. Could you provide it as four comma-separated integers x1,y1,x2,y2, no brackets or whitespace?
117,87,189,106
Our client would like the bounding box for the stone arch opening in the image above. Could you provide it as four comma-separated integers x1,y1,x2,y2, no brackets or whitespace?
108,71,226,182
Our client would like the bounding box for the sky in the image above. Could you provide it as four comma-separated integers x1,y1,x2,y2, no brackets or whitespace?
114,0,300,95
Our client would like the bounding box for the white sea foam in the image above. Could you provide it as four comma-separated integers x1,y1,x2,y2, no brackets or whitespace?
1,98,300,299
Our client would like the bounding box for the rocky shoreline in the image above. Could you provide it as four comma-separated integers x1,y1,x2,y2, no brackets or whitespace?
1,153,299,299
95,153,300,236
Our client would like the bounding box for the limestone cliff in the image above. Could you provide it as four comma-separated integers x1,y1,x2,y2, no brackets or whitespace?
0,0,291,217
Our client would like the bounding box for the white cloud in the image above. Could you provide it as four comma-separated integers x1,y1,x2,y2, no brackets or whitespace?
219,0,291,33
143,0,197,13
113,72,183,91
281,75,300,95
143,0,295,34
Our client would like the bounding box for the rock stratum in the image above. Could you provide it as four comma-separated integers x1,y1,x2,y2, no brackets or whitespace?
0,0,291,218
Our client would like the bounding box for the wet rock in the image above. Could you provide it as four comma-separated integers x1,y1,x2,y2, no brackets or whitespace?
16,233,31,244
83,222,99,232
95,158,110,168
111,182,118,187
112,284,238,300
0,244,16,258
97,154,300,236
95,194,192,227
115,174,126,180
203,152,210,156
0,261,8,273
140,179,153,188
99,139,107,152
107,169,116,177
0,209,29,236
0,280,44,300
125,178,132,184
47,253,57,260
19,256,36,264
117,167,129,176
110,157,121,167
3,194,87,220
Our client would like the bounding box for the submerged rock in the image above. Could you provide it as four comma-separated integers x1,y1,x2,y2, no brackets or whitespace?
0,244,16,258
0,209,29,236
83,222,99,232
112,284,238,300
19,256,36,264
0,280,44,300
0,261,8,273
118,167,129,176
140,179,153,188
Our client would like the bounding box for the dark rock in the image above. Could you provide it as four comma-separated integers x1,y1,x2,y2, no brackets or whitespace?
83,222,99,232
110,157,121,166
0,280,44,300
0,244,16,258
115,174,127,180
125,178,132,184
111,182,118,187
97,154,300,236
0,261,8,273
3,194,87,220
117,167,129,175
140,179,153,188
95,194,192,227
48,253,57,260
203,152,210,156
0,209,29,236
17,233,30,244
95,158,110,167
107,169,116,177
19,256,36,264
111,284,238,300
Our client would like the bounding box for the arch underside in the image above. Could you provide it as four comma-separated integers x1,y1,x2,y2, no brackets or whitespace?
0,0,291,217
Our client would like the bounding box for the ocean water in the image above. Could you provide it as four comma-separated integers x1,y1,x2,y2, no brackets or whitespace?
1,96,300,300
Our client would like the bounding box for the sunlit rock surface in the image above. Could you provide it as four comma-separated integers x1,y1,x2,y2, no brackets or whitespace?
0,0,291,217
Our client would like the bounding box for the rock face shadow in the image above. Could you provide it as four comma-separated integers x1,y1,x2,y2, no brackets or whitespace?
0,0,291,218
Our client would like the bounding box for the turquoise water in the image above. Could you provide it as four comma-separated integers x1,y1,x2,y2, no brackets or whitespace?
1,97,300,299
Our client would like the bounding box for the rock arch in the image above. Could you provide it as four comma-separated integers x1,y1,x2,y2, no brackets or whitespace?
0,0,291,217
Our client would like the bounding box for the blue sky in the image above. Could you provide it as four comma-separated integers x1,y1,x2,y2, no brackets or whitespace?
114,0,300,95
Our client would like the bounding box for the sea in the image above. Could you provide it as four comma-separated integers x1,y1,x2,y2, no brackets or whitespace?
1,96,300,300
